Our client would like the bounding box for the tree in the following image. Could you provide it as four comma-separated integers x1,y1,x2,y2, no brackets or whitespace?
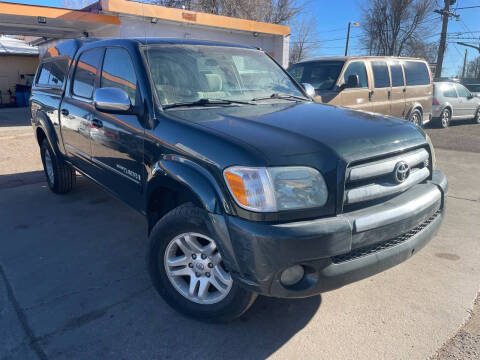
465,56,480,79
360,0,437,58
289,17,316,65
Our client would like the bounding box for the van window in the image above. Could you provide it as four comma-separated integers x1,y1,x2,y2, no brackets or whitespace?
343,61,368,88
101,48,137,106
36,59,68,87
390,62,404,87
287,61,345,90
72,48,103,99
403,61,430,86
371,61,390,88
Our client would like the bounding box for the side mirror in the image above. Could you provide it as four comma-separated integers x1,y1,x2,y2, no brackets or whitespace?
94,87,131,113
301,83,316,97
345,74,359,89
467,93,474,100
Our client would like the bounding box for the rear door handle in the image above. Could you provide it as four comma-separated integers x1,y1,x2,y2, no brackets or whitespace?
61,108,69,116
402,88,406,93
369,90,374,101
91,119,103,128
388,90,391,100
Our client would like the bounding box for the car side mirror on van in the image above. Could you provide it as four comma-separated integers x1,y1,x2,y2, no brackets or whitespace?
345,74,359,89
94,87,131,113
301,83,316,98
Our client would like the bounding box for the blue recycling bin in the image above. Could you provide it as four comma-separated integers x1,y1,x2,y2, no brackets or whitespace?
16,91,25,107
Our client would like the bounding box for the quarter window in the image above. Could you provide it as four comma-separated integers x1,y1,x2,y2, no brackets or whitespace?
101,48,138,106
455,83,470,98
442,84,457,98
390,62,404,87
403,61,430,86
36,59,68,87
343,61,368,88
371,61,390,88
72,48,103,99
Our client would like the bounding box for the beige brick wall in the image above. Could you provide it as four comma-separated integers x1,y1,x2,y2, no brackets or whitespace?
0,55,39,105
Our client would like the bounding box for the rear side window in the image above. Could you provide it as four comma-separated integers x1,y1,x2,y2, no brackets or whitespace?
36,59,68,87
371,61,390,88
441,84,457,98
101,48,137,106
343,61,368,88
72,48,104,99
390,62,404,87
403,61,430,86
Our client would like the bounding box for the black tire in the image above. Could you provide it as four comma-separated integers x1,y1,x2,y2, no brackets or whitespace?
147,204,257,322
40,139,76,194
474,108,480,124
408,109,422,127
437,108,451,128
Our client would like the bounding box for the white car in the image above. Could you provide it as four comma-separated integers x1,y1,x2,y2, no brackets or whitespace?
432,81,480,128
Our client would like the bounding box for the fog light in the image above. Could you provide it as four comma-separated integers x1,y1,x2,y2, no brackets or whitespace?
280,265,304,286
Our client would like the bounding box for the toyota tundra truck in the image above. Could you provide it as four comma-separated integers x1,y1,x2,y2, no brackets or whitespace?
30,38,447,322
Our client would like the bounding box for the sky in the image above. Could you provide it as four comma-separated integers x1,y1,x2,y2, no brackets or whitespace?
3,0,480,76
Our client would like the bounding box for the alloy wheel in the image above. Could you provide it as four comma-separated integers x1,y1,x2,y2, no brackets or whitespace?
44,149,55,184
164,232,233,304
441,109,450,128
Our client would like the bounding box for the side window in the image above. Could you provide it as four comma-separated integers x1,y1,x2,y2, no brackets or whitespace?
101,48,137,106
36,59,68,87
455,84,470,98
442,84,457,98
343,61,368,88
371,61,390,88
72,48,103,99
390,62,404,87
403,61,430,86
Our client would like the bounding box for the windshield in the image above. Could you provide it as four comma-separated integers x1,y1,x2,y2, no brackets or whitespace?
288,61,345,90
144,45,303,106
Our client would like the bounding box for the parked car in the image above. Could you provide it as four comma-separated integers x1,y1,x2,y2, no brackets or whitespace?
31,38,447,322
287,56,433,126
432,81,480,128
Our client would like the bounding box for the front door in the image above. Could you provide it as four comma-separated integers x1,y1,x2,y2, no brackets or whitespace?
60,48,104,170
455,83,477,118
369,60,391,116
90,47,144,208
339,60,372,112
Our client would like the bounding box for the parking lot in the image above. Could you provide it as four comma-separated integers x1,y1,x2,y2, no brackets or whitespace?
1,108,479,360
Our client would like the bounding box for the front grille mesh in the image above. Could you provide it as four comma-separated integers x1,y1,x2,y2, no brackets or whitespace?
332,210,441,264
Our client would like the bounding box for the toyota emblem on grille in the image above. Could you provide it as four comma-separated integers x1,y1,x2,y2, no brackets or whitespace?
393,161,410,184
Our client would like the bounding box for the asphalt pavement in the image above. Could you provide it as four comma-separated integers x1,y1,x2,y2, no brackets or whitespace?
0,108,479,360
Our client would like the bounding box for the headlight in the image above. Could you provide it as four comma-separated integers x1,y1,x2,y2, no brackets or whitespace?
223,166,328,212
425,134,436,169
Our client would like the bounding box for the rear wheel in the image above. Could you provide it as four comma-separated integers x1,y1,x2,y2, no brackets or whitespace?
438,108,451,128
40,139,76,194
408,109,422,127
147,204,257,322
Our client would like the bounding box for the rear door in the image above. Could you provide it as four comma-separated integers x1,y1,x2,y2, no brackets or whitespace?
388,61,406,118
370,60,391,115
403,61,432,122
60,47,104,171
90,47,144,207
455,83,476,118
338,60,372,112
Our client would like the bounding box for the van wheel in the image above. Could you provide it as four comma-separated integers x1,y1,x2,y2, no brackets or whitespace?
147,204,257,322
40,139,76,194
408,109,422,127
474,108,480,124
438,108,451,128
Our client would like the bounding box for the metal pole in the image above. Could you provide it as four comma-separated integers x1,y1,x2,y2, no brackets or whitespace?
345,22,351,56
461,49,468,79
435,0,451,78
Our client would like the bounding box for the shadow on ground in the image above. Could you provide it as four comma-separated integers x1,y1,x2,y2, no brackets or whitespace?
0,171,45,189
0,178,320,360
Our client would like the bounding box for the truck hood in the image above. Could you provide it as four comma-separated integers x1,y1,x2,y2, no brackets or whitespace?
166,102,427,164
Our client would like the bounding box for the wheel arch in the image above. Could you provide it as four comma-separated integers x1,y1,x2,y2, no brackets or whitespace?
33,112,62,158
406,104,423,120
145,158,229,234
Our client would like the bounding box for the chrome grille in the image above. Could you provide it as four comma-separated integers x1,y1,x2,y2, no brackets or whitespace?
345,148,430,207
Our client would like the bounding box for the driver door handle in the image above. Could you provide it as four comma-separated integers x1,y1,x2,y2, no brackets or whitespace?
61,108,69,116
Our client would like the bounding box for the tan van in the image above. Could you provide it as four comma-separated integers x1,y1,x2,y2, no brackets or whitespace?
287,56,433,126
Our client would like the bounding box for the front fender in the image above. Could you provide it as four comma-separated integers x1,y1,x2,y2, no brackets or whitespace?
148,156,231,215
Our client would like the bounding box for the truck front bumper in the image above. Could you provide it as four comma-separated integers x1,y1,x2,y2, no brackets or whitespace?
211,170,447,298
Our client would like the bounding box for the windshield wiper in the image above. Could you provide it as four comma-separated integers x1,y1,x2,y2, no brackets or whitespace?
163,98,255,109
251,93,310,102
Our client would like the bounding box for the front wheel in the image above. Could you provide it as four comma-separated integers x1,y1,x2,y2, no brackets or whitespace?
147,204,257,322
